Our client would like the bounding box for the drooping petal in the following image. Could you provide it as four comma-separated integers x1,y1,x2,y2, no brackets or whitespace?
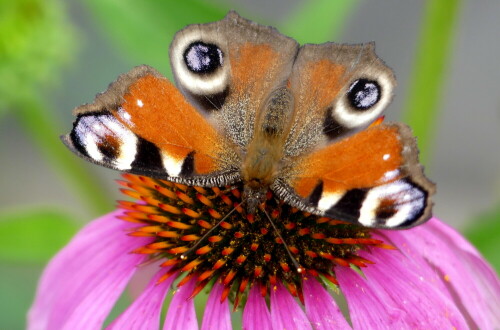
302,277,351,329
163,277,198,330
242,284,272,330
336,266,407,329
128,260,166,299
388,217,500,329
201,282,231,330
243,283,272,330
358,247,468,329
108,266,176,330
270,283,312,330
28,210,152,330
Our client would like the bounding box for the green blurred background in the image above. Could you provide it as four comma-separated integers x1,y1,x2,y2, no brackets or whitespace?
1,0,499,328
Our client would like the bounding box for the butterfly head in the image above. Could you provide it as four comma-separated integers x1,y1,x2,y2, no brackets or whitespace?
242,184,268,214
240,138,283,213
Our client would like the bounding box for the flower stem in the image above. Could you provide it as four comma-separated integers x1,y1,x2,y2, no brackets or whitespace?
401,0,462,165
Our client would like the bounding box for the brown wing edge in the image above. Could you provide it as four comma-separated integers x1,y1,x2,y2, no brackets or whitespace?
73,65,164,116
61,65,165,172
389,122,436,228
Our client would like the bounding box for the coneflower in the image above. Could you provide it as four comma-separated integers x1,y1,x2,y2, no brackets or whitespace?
29,173,500,329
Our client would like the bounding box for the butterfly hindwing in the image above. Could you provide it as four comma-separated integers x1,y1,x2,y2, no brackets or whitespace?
63,65,241,186
169,11,299,149
274,123,435,229
283,43,397,157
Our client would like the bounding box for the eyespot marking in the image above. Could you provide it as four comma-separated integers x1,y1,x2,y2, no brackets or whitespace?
331,73,394,129
184,41,223,74
347,79,381,110
171,33,230,96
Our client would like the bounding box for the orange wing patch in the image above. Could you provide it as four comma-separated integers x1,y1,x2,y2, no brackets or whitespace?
281,122,435,228
231,43,277,94
115,74,233,175
296,59,346,110
292,124,404,198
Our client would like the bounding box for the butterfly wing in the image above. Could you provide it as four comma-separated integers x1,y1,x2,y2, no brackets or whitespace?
282,42,397,157
274,123,435,229
272,43,434,229
63,66,240,186
63,12,299,186
169,11,299,149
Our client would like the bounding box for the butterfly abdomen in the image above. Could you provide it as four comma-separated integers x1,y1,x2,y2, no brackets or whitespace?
259,86,294,137
241,86,293,188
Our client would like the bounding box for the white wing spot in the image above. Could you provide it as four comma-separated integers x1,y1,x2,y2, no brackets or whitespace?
383,169,399,182
136,99,144,108
162,153,184,177
317,192,344,212
383,153,390,161
117,107,133,126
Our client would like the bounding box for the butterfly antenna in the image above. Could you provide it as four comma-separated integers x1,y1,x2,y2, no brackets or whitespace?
180,204,240,260
203,95,222,111
261,207,305,274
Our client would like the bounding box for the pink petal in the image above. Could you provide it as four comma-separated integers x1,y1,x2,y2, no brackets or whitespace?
388,217,500,328
128,260,166,299
201,282,231,330
28,210,152,330
108,266,176,330
358,247,468,329
302,277,351,329
242,284,271,330
163,277,198,330
336,266,407,329
270,283,312,330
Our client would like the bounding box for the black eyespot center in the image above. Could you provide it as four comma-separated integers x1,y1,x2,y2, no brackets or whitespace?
347,78,381,110
183,41,223,74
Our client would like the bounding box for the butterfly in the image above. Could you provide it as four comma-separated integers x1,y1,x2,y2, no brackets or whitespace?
63,11,435,229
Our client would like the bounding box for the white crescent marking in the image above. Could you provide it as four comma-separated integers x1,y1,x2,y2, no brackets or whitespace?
359,180,425,228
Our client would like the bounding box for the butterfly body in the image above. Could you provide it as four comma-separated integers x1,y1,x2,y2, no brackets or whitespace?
64,12,435,229
240,85,294,210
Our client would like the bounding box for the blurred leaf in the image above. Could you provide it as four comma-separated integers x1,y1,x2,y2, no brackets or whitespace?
84,0,228,78
0,0,110,214
465,205,500,272
401,0,461,165
0,207,79,263
281,0,358,43
0,264,41,329
0,0,76,110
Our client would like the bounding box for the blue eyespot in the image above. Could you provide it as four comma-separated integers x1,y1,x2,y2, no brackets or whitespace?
183,41,223,74
347,79,381,110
